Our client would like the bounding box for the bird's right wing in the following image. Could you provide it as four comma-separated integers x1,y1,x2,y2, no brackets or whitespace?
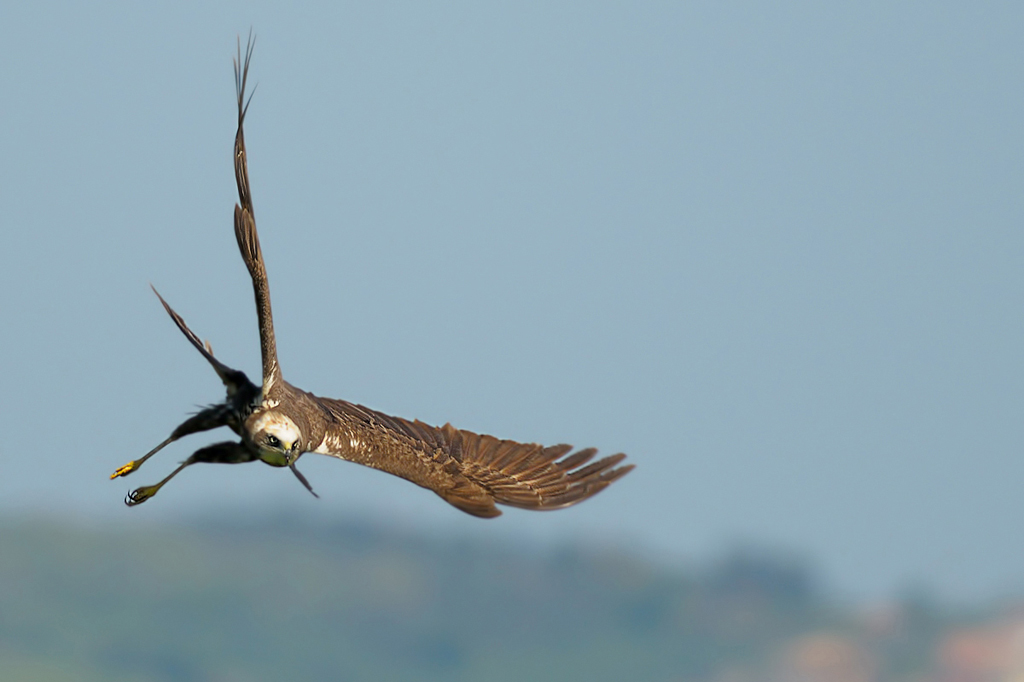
232,34,281,395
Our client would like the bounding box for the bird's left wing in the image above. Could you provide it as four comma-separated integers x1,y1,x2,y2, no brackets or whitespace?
313,398,633,517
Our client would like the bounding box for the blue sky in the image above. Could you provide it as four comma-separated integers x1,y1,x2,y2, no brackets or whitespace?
0,1,1021,601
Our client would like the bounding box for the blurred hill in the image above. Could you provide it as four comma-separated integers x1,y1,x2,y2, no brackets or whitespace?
0,514,1014,682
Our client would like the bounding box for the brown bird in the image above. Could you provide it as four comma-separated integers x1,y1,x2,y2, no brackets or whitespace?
111,36,633,517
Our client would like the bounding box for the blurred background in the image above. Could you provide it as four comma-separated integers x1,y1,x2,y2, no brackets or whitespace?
0,1,1022,680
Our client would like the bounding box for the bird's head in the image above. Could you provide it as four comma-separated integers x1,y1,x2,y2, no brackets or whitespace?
248,411,302,467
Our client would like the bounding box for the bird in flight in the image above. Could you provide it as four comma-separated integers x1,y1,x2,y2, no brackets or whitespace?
110,36,633,518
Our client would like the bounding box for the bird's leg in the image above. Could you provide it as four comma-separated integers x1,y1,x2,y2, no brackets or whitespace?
110,435,175,479
125,458,192,506
124,441,257,507
110,405,234,479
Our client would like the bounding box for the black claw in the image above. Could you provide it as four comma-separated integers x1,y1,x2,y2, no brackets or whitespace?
125,487,155,507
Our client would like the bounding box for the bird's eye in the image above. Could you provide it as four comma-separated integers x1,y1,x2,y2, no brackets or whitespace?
267,434,280,447
291,441,298,451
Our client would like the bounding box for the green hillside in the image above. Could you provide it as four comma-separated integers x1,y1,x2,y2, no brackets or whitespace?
0,516,968,681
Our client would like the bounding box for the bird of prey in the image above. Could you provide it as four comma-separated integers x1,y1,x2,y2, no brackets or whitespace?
110,37,633,518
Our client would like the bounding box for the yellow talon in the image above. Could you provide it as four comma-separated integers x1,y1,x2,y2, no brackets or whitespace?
111,461,140,479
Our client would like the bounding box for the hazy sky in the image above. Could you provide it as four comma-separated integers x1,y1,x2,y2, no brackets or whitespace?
0,2,1020,602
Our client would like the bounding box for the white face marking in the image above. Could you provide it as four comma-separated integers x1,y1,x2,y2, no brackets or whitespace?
251,412,300,449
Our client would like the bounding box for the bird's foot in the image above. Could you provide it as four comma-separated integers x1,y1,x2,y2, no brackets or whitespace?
110,460,141,479
125,485,160,507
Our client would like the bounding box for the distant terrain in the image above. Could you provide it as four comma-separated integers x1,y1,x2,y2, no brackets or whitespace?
0,515,1013,682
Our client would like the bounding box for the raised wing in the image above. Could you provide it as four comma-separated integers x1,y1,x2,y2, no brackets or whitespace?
150,286,256,398
314,398,633,518
232,34,281,394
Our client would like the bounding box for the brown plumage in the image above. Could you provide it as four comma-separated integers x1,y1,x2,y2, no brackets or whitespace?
111,35,633,517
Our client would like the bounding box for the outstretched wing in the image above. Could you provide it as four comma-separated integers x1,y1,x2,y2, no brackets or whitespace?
232,34,281,394
150,286,256,397
314,398,633,518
